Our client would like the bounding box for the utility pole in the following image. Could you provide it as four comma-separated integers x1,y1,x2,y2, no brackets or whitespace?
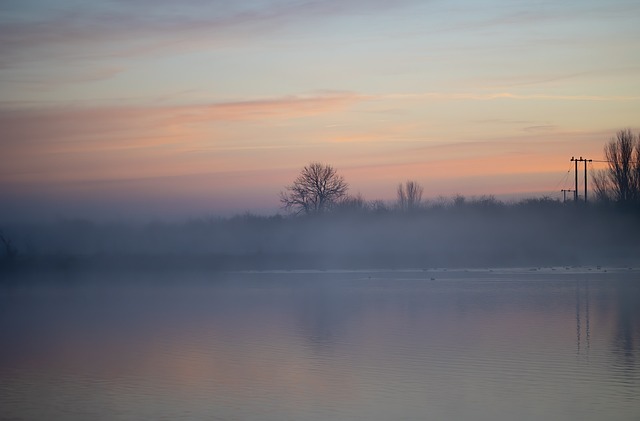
583,157,592,203
570,157,592,203
571,157,578,202
561,189,574,203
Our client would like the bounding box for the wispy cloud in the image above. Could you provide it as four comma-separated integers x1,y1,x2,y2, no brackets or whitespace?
523,125,557,133
0,0,419,68
0,91,366,174
384,92,640,102
195,92,368,121
476,66,640,90
422,1,640,37
1,65,126,90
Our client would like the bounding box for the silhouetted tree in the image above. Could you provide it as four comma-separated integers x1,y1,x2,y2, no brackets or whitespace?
335,193,368,213
452,194,466,208
593,129,640,206
397,180,423,211
0,230,18,263
280,162,349,215
369,199,391,214
469,195,503,210
592,169,613,203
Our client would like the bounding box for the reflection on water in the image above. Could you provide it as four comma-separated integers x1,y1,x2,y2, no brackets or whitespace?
575,280,590,357
1,269,639,421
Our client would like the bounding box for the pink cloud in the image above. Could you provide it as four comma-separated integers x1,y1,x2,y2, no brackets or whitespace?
0,92,366,186
198,92,366,121
1,91,363,143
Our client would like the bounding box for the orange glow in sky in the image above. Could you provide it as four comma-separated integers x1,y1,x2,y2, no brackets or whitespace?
1,0,639,218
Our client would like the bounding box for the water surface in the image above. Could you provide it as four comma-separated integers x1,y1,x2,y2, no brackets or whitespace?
1,268,639,420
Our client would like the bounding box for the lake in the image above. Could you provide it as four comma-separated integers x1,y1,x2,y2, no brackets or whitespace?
1,268,639,420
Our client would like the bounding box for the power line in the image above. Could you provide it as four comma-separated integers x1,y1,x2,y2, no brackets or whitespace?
553,162,574,192
591,159,634,164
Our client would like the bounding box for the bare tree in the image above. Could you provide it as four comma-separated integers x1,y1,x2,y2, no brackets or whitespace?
597,129,640,205
397,180,423,211
591,168,612,203
369,199,390,214
334,193,368,213
0,230,18,262
280,162,349,215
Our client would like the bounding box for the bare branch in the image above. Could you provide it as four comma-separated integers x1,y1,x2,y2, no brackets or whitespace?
397,180,423,211
280,162,349,215
591,169,612,203
0,230,18,261
602,129,640,205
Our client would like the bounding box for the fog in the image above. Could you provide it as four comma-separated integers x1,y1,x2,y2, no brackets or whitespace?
1,198,639,273
2,199,640,420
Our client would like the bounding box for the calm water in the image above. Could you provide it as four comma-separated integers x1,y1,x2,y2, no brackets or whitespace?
1,268,639,421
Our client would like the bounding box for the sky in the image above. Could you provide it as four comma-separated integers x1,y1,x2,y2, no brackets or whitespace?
1,0,639,219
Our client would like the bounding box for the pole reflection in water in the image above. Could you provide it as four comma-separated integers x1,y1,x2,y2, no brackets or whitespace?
576,279,591,358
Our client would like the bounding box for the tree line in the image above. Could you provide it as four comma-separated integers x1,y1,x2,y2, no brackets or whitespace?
1,128,638,272
281,128,640,215
279,162,427,215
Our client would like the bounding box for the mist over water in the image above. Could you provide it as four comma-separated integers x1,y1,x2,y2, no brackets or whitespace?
1,269,639,420
1,202,639,420
1,201,639,271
